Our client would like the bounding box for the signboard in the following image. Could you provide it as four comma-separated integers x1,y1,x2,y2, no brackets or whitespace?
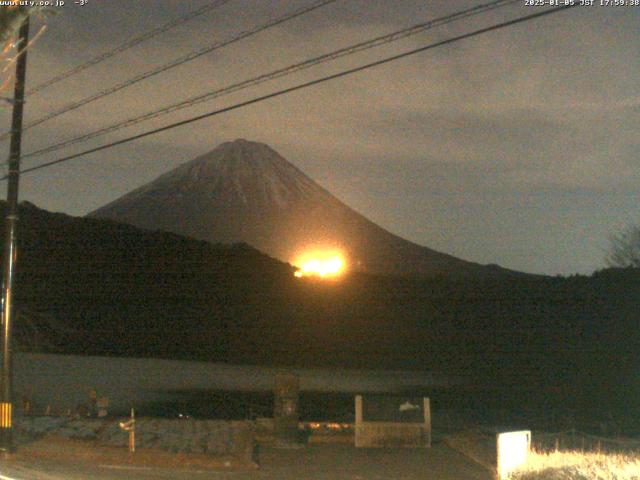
497,430,531,479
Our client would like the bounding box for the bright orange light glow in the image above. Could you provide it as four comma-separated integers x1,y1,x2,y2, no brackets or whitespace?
293,251,346,279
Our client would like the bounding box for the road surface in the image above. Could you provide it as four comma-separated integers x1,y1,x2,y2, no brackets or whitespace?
0,443,492,479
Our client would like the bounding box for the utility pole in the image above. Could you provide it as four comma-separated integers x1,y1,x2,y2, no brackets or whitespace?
0,11,30,454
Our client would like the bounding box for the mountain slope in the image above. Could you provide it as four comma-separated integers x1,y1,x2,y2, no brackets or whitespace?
89,139,510,277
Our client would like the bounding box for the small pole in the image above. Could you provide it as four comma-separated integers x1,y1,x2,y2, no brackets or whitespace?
423,397,431,448
0,10,30,454
129,408,135,453
119,407,136,453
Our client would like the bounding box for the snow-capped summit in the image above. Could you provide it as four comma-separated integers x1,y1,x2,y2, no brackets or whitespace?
112,139,327,210
179,139,326,207
90,139,507,277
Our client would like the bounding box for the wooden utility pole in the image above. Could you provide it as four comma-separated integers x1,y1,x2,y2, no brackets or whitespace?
0,11,30,453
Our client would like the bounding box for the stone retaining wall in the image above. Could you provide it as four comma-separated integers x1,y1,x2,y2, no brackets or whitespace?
15,416,254,458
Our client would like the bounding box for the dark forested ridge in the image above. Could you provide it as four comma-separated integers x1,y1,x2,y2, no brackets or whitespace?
5,202,640,425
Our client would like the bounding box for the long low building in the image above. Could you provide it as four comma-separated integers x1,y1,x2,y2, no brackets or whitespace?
14,352,460,415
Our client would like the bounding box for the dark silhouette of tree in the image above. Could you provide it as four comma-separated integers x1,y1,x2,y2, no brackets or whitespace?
607,224,640,268
0,6,28,44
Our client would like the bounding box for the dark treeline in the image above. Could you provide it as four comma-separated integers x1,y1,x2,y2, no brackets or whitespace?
4,202,640,428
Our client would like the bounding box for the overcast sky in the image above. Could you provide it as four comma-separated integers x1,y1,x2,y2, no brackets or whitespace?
0,0,638,275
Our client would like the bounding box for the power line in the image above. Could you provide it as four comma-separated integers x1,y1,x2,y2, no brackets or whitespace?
25,0,234,96
5,5,577,181
1,0,338,142
22,0,519,161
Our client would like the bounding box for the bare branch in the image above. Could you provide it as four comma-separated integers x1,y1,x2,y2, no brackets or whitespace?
606,224,640,268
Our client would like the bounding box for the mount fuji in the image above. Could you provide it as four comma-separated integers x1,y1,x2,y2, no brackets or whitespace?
89,139,513,277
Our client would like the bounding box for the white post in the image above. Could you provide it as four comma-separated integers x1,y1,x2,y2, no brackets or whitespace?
355,395,363,448
496,430,531,479
129,408,135,453
423,398,431,447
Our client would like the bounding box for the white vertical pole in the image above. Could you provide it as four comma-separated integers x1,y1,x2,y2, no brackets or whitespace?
355,395,363,447
129,408,135,453
423,397,431,447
